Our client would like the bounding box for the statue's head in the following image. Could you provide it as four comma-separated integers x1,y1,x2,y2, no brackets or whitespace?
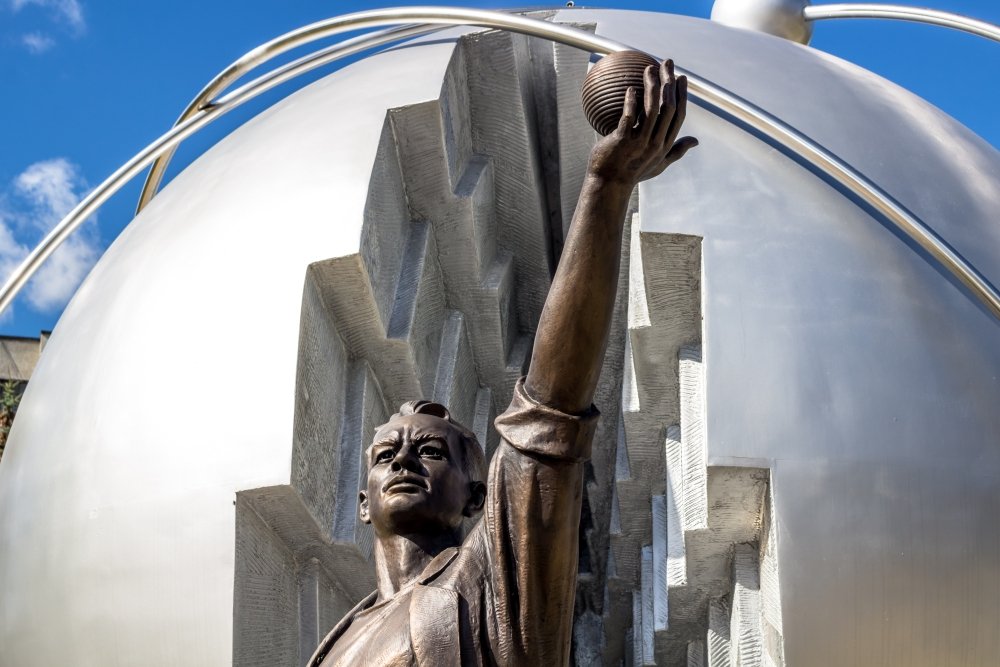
360,401,487,539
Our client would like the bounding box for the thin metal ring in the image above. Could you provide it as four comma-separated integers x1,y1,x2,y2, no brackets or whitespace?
805,3,1000,43
2,6,998,323
135,8,628,214
134,22,450,214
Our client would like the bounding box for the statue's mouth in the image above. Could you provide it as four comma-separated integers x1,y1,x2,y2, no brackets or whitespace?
383,475,428,494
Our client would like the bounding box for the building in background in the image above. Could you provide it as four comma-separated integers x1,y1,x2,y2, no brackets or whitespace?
0,333,47,461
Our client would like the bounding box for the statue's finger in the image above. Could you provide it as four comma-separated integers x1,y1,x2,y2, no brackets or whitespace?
664,135,699,166
658,60,673,108
640,65,658,140
663,76,688,149
652,60,676,146
616,86,639,135
664,59,677,107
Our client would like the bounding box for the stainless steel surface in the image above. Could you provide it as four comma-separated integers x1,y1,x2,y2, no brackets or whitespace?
3,8,1000,666
805,3,1000,43
0,39,471,665
3,7,999,332
573,9,1000,663
711,0,813,44
684,70,1000,321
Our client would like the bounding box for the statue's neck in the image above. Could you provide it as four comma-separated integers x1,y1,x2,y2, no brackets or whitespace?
372,531,460,601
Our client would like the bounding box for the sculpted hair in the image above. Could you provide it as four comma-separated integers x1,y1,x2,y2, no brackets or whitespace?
386,400,487,483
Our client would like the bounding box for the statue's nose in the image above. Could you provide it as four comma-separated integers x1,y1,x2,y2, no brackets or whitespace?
389,445,418,472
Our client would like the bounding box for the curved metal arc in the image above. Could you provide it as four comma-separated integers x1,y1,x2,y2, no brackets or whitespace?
684,72,1000,316
136,7,628,213
2,7,998,324
136,23,446,214
804,3,1000,43
1,11,630,317
0,111,211,319
145,5,1000,320
0,26,448,316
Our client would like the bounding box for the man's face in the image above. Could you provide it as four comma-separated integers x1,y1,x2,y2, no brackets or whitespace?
360,413,483,537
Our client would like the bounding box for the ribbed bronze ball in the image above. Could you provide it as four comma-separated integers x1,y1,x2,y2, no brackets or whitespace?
581,50,661,136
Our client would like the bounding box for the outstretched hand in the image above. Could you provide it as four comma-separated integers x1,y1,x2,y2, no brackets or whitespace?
587,59,698,187
526,58,697,413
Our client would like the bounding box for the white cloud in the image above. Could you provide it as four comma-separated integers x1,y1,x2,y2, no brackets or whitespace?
26,229,99,311
21,31,55,54
0,213,29,290
0,204,31,323
10,0,85,33
0,158,101,314
15,158,82,226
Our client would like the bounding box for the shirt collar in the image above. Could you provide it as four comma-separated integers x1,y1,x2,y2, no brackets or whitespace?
417,545,460,585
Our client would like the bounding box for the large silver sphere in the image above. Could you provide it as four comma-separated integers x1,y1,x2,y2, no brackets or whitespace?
1,8,999,666
711,0,813,44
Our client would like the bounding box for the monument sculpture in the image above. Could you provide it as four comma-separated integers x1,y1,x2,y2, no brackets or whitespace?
308,57,697,666
5,6,1000,666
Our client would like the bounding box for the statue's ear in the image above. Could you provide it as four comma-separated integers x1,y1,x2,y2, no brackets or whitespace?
463,481,487,517
359,491,371,524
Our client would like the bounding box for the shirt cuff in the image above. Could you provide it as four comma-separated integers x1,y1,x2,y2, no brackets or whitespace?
493,378,600,462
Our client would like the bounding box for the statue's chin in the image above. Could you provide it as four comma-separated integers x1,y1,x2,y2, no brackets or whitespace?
374,500,463,538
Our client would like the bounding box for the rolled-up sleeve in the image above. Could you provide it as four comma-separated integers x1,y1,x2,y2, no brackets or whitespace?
493,380,597,462
483,377,599,665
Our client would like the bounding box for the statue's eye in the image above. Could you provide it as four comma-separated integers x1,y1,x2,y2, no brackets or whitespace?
418,444,445,460
375,449,395,463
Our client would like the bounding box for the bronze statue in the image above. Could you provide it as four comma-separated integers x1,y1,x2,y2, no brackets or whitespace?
308,58,697,667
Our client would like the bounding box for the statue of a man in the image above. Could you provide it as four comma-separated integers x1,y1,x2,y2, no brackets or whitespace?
308,60,697,667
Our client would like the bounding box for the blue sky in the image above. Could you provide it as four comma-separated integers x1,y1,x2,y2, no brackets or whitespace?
0,0,997,337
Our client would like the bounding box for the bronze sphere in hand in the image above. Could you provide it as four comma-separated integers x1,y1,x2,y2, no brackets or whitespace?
581,50,661,136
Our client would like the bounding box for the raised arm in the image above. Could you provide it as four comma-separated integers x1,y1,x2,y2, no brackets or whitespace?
524,59,698,414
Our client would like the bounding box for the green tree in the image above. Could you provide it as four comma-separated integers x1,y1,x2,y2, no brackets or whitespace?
0,380,25,462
